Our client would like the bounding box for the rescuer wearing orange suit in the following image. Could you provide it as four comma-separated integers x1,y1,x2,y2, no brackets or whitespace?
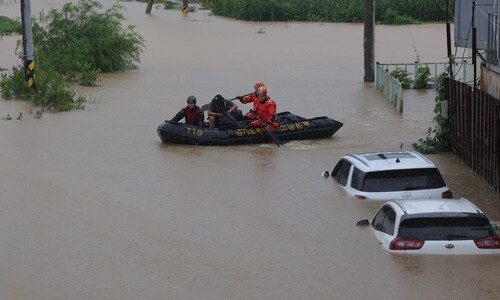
248,86,279,132
237,81,266,120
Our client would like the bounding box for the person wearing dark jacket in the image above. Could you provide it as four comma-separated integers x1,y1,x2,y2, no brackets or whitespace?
207,94,238,128
170,96,204,127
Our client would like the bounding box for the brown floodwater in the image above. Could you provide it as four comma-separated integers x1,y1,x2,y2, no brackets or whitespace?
1,1,500,299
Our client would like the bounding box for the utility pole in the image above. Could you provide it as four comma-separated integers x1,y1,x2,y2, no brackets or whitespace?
146,0,154,14
472,0,477,89
446,0,452,72
364,0,375,82
20,0,35,88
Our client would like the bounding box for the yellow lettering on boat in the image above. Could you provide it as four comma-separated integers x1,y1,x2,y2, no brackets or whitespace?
279,121,310,132
235,129,246,136
186,127,204,136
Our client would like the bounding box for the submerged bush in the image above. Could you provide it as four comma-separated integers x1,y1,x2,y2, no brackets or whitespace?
34,0,145,74
390,68,411,89
414,65,431,89
0,16,22,36
0,66,26,98
163,1,179,9
1,65,84,112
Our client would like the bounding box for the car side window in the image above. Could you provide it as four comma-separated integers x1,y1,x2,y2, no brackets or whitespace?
351,167,365,190
372,205,396,235
381,206,396,235
332,159,352,187
372,206,388,232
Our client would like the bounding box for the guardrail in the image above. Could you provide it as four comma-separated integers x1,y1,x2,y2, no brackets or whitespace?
376,60,469,113
376,65,404,113
378,61,469,83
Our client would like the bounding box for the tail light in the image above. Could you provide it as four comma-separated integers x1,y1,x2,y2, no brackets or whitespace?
354,194,366,200
442,190,453,199
474,236,500,249
390,237,425,250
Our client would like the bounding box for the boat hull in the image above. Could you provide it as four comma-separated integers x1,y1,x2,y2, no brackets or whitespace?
157,112,343,146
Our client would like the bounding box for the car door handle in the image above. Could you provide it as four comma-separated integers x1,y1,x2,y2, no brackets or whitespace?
378,240,383,245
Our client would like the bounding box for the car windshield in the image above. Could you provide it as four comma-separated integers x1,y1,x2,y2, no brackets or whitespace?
398,214,494,241
356,168,446,192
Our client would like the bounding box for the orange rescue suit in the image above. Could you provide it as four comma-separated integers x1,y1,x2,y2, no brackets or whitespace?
241,93,260,119
249,96,279,132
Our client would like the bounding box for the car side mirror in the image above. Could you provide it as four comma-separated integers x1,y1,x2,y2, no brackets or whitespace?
356,219,370,226
322,171,330,177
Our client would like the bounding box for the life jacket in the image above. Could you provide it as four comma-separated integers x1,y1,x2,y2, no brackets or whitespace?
242,93,261,117
183,106,203,125
250,97,279,131
256,98,277,122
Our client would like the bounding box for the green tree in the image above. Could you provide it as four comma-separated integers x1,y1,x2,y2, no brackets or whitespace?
1,0,145,113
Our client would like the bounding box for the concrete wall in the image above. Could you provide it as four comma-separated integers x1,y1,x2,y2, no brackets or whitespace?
455,0,496,50
481,64,500,99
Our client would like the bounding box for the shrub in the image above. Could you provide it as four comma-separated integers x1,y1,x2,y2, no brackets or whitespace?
1,0,144,113
33,0,145,74
0,66,27,99
163,1,179,9
0,16,22,36
1,65,84,112
413,65,431,89
390,68,411,89
413,73,452,153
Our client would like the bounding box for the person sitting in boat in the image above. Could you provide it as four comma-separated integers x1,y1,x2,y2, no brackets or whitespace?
250,86,279,132
236,81,267,121
170,96,204,127
207,94,239,128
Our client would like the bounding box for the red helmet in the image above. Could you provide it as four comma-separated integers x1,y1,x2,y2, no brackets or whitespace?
257,86,267,96
254,81,265,90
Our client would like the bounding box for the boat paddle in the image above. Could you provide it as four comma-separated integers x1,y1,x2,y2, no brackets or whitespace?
201,93,254,111
218,111,283,148
259,121,283,148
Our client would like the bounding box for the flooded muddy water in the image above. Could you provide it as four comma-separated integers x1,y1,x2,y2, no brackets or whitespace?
1,1,500,299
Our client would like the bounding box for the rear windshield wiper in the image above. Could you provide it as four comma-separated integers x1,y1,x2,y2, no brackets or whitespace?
446,234,471,240
470,227,490,230
404,186,427,191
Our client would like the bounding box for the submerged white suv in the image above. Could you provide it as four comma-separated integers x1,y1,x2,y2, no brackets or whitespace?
329,150,453,200
358,198,500,255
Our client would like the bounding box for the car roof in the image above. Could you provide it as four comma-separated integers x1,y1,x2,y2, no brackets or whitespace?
344,150,436,172
389,198,482,215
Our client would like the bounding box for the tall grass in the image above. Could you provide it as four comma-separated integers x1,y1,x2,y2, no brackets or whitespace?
211,0,454,23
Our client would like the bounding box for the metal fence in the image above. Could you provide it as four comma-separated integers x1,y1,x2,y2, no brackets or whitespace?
379,61,469,83
376,61,470,113
445,77,500,193
375,64,404,113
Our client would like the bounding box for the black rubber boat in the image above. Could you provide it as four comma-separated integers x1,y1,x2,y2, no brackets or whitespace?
157,111,343,146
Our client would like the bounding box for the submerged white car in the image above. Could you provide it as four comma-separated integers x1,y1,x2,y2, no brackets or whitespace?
329,150,453,200
357,198,500,255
